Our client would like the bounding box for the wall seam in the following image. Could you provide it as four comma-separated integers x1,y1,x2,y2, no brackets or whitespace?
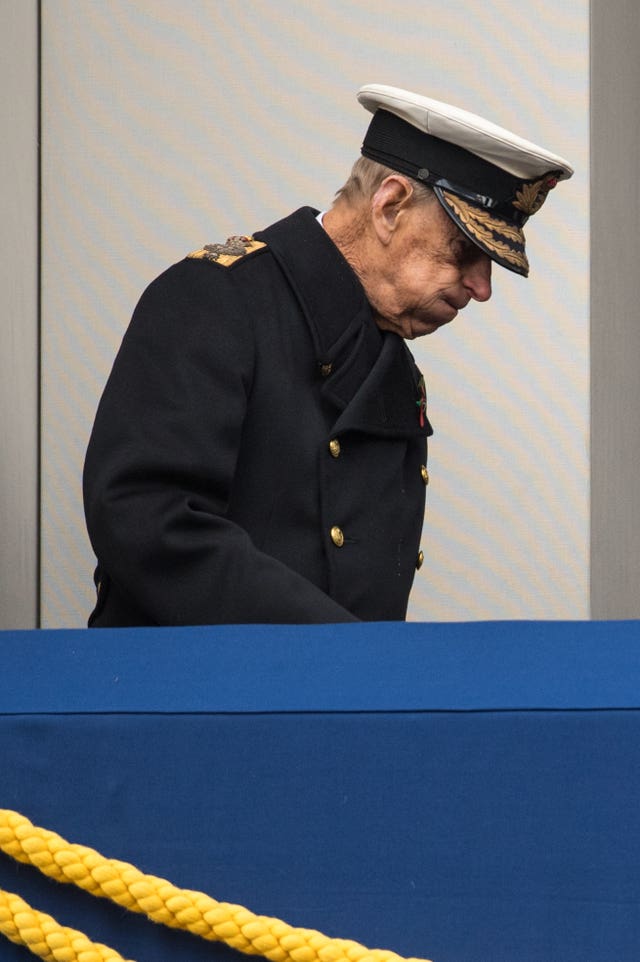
37,0,43,628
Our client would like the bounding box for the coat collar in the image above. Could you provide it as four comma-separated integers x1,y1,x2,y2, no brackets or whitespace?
256,206,368,365
257,207,431,438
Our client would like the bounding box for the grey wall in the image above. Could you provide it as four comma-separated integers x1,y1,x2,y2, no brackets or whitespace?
590,0,640,618
0,1,39,629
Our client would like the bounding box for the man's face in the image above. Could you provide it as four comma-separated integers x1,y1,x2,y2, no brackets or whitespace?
368,198,493,340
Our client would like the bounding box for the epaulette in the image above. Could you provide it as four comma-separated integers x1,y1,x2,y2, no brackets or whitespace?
187,234,266,267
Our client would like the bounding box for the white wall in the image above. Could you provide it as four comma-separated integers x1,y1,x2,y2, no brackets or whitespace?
38,0,589,626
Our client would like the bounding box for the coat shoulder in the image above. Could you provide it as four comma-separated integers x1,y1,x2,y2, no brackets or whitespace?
187,235,267,268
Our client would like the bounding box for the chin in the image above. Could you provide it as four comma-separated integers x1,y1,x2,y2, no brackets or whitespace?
410,316,454,338
375,312,451,339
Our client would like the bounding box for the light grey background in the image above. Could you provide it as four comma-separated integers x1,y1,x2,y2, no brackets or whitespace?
38,0,589,626
6,0,636,628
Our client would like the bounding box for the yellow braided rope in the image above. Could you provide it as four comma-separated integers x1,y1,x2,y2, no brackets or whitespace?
0,887,132,962
0,810,432,962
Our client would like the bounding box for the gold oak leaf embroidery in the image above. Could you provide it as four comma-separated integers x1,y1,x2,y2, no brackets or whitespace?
443,195,528,272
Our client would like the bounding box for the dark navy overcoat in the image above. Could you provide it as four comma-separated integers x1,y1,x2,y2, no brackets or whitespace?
83,207,432,625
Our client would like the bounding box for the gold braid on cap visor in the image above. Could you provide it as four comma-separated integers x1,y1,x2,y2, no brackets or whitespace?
441,192,529,275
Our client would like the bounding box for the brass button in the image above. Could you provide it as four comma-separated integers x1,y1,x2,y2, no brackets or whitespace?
329,438,341,458
416,550,424,570
330,526,345,547
420,464,429,485
319,362,333,377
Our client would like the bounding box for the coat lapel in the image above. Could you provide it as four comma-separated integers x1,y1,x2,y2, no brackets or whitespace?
330,332,433,438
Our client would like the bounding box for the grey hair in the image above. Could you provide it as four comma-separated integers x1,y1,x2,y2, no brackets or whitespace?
334,156,435,207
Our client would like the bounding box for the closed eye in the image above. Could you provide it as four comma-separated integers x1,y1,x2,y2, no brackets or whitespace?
451,236,483,267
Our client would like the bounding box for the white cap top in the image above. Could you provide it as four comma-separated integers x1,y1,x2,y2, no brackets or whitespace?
357,84,573,181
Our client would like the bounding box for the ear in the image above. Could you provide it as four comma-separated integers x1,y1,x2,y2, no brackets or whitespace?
370,175,415,245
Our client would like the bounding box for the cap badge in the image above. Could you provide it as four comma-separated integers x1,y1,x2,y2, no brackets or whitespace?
513,175,559,217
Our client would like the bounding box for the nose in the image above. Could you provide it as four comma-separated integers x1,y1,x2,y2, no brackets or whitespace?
464,254,492,302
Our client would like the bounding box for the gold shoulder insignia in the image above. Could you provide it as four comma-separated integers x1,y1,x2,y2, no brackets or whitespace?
187,234,266,266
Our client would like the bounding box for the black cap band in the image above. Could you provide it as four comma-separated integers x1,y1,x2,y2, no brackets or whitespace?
362,109,530,226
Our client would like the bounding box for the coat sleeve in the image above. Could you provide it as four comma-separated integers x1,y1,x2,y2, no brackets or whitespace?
83,259,358,625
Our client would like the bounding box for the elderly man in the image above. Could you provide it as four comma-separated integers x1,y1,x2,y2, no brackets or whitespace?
83,84,572,626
